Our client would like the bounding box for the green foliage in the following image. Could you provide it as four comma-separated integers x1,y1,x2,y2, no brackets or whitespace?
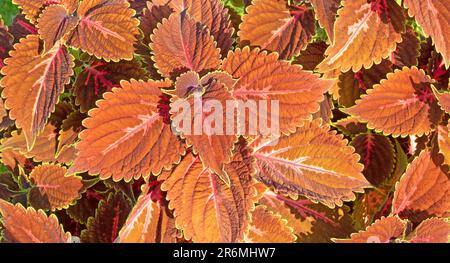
0,0,18,25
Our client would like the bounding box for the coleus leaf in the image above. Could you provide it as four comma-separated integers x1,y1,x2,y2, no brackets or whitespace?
334,216,407,243
294,41,328,71
12,0,79,25
159,140,257,242
117,184,179,243
56,111,85,162
221,47,334,134
391,28,420,68
28,163,83,211
433,88,450,114
309,0,340,43
334,116,368,136
407,218,450,243
169,0,234,57
140,2,173,47
0,17,13,71
318,0,405,73
81,191,131,243
0,199,71,242
0,35,74,150
437,124,450,167
254,119,369,208
239,0,315,60
244,205,296,243
404,0,450,68
67,188,104,224
37,4,79,53
73,59,147,113
150,11,221,78
69,79,185,182
67,0,140,61
351,133,395,186
392,149,450,219
346,67,441,137
169,76,237,182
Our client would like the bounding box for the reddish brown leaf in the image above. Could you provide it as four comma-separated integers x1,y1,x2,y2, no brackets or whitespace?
67,0,140,61
150,12,221,78
391,28,420,67
404,0,450,67
294,41,328,71
352,133,394,186
0,199,71,242
0,35,74,150
239,0,315,60
69,80,185,182
159,140,257,242
254,119,369,208
318,0,404,73
334,216,406,243
81,192,131,243
309,0,340,43
140,2,173,47
393,150,450,219
334,116,368,135
0,17,13,71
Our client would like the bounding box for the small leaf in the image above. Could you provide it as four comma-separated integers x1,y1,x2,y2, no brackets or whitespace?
334,216,406,243
12,0,78,25
28,163,82,211
0,199,71,242
391,28,420,67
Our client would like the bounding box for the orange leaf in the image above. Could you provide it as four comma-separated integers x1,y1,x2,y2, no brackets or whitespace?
117,185,178,243
159,140,257,242
244,205,296,243
404,0,450,68
239,0,315,60
407,218,450,243
140,2,173,47
150,12,221,78
69,79,185,182
333,216,406,243
67,0,139,61
0,35,74,150
346,67,440,137
37,5,79,52
0,199,71,242
437,124,450,167
309,0,340,43
169,0,234,56
29,163,83,211
318,0,404,73
170,77,237,182
434,88,450,114
12,0,79,24
393,150,450,219
221,47,334,134
392,28,420,68
254,119,369,208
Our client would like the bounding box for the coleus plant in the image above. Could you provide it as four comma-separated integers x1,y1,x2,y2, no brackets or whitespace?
0,0,449,243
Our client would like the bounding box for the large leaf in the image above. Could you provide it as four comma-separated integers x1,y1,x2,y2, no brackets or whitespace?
0,199,71,242
239,0,315,60
407,218,450,243
0,35,74,150
28,164,82,211
150,12,221,78
346,67,441,137
117,185,178,243
392,150,450,219
69,80,185,182
309,0,340,43
159,140,257,242
404,0,450,67
334,216,406,243
81,192,131,243
221,47,334,134
67,0,139,61
244,205,296,243
318,0,404,73
254,119,369,208
169,0,234,57
352,133,394,186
